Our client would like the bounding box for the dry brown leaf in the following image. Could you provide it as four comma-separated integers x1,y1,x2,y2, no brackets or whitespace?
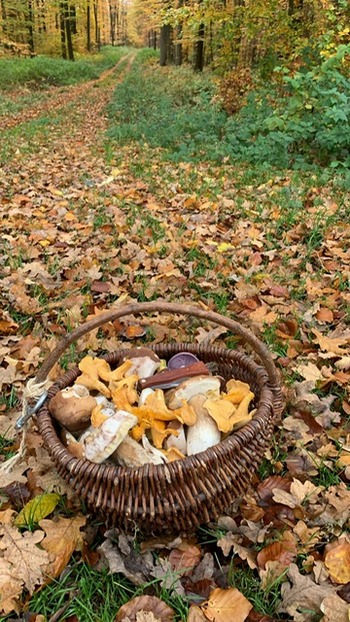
272,478,322,508
0,525,49,611
187,605,208,622
279,563,336,621
203,587,253,622
257,532,297,570
115,595,175,622
99,534,154,586
40,515,86,580
0,557,23,615
324,542,350,584
320,593,350,622
217,533,257,569
168,543,202,576
312,329,350,356
295,362,323,382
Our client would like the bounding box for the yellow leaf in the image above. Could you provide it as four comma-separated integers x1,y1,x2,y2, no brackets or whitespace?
14,493,60,528
217,242,234,253
325,542,350,584
203,587,253,622
40,515,86,580
38,239,51,248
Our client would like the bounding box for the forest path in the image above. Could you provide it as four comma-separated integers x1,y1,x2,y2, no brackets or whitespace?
0,52,134,132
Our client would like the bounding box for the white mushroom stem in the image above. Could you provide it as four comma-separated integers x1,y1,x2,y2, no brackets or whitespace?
165,420,187,455
113,435,166,466
186,395,221,455
142,435,168,463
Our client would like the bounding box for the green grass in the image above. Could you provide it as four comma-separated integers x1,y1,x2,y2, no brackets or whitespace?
0,46,129,90
28,559,190,622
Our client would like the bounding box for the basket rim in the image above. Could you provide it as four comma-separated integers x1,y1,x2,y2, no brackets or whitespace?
36,342,279,478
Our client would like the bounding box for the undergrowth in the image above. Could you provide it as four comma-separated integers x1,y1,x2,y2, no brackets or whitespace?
107,45,350,171
0,46,129,90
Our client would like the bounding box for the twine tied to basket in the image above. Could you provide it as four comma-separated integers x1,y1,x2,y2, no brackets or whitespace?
0,377,51,475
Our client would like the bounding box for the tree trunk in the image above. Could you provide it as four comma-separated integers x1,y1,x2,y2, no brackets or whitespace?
160,24,171,66
108,0,116,46
59,1,67,59
86,0,91,50
1,0,7,35
64,1,74,61
27,0,35,54
174,0,183,66
93,1,100,49
194,22,204,71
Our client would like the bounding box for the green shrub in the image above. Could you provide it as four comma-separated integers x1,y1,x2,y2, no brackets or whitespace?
264,44,350,166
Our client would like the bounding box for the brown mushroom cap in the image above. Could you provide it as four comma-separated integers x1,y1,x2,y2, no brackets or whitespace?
122,347,160,362
49,387,97,432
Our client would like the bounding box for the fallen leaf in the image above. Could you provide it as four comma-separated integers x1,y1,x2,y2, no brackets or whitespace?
14,493,60,528
312,329,350,356
278,563,336,620
168,543,202,576
257,532,297,570
115,595,174,622
320,593,350,622
0,557,23,614
324,542,350,584
187,605,208,622
40,515,86,580
0,525,49,594
203,587,253,622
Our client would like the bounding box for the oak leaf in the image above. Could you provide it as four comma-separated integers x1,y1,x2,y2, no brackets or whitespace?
203,587,253,622
40,515,86,579
312,329,350,356
278,563,335,620
272,478,322,508
0,525,49,594
320,593,350,622
0,557,23,614
324,542,350,584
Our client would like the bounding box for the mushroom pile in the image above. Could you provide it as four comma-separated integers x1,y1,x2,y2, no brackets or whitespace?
49,348,256,466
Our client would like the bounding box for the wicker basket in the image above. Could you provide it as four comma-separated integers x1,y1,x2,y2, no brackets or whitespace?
35,302,284,534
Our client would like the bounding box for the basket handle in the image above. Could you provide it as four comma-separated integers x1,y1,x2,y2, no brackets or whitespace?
35,301,280,388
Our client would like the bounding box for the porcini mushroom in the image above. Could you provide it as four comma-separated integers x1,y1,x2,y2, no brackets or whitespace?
167,376,221,410
49,384,97,432
112,434,166,467
165,420,187,455
82,410,138,463
122,347,161,379
186,394,221,455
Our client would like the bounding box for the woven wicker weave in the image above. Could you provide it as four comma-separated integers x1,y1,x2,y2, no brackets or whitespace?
35,302,284,534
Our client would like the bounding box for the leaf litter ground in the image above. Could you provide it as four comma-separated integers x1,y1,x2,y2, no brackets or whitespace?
0,51,350,622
